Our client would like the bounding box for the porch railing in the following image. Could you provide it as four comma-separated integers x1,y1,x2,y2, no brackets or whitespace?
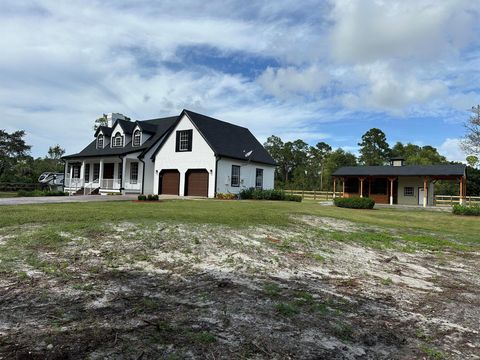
124,181,141,191
101,179,121,190
64,178,84,188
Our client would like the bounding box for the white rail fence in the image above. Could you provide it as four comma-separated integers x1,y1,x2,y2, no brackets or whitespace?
285,189,480,207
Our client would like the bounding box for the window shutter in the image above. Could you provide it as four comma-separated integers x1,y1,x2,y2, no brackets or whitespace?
175,131,180,152
187,130,193,151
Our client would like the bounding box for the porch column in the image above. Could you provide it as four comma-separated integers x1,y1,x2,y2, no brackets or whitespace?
122,159,127,194
80,161,85,185
333,178,336,198
459,177,464,205
64,160,69,181
388,177,395,205
342,178,345,197
99,159,104,189
69,163,73,180
423,177,428,207
359,177,365,198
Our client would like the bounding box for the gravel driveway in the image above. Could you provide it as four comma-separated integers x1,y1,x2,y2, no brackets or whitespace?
0,194,185,206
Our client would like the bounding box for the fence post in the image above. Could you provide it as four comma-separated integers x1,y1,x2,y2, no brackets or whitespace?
314,190,316,200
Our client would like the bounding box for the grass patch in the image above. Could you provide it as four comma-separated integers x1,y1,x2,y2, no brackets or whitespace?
275,302,299,316
419,344,446,360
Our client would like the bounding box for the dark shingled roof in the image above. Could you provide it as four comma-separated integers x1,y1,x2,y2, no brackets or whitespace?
63,116,177,159
63,110,276,165
183,110,276,165
333,164,466,177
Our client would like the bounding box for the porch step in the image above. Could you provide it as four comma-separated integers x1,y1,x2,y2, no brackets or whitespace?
73,187,85,196
90,188,100,195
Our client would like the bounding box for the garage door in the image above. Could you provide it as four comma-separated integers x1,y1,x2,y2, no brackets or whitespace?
186,169,209,197
159,170,180,195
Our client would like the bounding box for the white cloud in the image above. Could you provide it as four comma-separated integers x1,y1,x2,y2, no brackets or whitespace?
329,0,478,63
258,66,330,99
439,138,466,162
341,62,448,114
0,0,479,157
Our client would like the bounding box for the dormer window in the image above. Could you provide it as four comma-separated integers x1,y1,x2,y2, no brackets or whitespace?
133,130,141,146
113,132,123,147
97,134,104,149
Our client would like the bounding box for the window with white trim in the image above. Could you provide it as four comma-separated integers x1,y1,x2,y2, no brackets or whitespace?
112,132,123,147
97,134,104,149
93,164,100,183
404,186,414,196
133,130,141,146
255,168,263,189
85,164,90,183
130,162,139,184
176,130,192,152
231,165,240,187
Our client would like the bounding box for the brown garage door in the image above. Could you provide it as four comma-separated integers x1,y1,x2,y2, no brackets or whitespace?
186,169,209,197
159,170,180,195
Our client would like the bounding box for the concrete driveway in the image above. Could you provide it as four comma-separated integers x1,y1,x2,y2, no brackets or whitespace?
0,194,187,206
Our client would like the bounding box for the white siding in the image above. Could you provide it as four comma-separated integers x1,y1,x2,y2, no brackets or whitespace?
153,114,216,197
216,158,275,194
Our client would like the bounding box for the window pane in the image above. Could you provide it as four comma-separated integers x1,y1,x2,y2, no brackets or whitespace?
130,162,139,184
255,169,263,189
231,165,240,186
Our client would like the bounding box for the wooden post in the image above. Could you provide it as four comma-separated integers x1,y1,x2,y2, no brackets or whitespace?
333,178,336,198
389,178,394,205
314,189,316,200
423,177,427,207
342,178,345,198
459,177,463,205
368,178,371,197
359,177,365,198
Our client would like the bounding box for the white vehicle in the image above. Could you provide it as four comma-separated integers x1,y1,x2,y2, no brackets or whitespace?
38,172,64,190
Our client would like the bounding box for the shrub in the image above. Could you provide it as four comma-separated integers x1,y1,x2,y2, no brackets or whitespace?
239,188,302,202
216,193,237,200
152,194,159,201
285,194,302,202
137,195,147,201
452,204,480,216
333,196,375,209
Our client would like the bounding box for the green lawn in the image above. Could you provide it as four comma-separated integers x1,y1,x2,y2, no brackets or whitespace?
0,199,478,250
0,191,18,198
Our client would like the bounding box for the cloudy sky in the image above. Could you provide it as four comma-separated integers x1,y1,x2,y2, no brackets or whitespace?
1,0,479,160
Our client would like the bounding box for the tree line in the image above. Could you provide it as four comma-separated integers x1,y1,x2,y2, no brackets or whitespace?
264,127,480,196
0,130,65,183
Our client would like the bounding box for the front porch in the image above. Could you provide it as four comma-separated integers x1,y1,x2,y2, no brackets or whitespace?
64,157,143,195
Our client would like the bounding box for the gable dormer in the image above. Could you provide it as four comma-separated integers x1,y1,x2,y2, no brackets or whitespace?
97,132,105,149
132,127,142,147
110,123,125,148
94,126,112,149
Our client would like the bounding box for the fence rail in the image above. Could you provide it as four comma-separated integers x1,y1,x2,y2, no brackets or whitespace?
434,195,480,207
284,190,480,206
0,182,42,192
284,189,342,201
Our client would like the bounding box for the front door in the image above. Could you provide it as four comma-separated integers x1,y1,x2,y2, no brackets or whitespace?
104,163,115,179
418,187,427,205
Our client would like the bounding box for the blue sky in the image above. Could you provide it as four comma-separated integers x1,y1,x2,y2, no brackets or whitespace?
1,0,479,161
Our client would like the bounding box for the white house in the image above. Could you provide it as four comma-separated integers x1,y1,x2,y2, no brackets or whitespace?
62,109,276,197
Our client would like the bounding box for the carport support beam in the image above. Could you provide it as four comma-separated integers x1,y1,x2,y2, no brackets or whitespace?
359,177,365,198
333,178,336,198
423,177,427,207
459,177,464,205
389,178,394,205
